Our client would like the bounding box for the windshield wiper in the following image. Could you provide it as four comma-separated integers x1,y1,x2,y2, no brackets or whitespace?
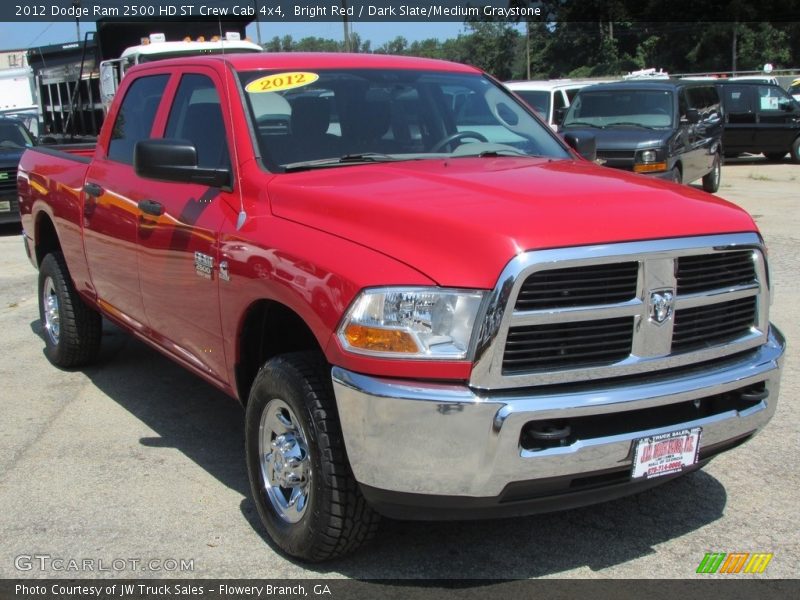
475,149,530,158
562,121,604,129
606,122,655,129
284,153,399,172
338,152,396,162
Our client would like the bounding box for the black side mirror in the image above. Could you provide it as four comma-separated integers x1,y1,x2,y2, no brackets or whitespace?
684,109,701,124
563,132,597,162
134,139,231,190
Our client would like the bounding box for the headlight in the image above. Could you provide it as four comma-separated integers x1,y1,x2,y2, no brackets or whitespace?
639,149,657,163
634,148,667,173
338,287,486,359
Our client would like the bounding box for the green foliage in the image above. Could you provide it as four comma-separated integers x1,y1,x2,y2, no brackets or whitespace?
260,7,799,80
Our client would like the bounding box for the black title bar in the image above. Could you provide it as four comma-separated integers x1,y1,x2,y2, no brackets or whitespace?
3,1,800,22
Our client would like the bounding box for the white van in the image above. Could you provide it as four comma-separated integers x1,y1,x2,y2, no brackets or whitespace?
505,79,607,129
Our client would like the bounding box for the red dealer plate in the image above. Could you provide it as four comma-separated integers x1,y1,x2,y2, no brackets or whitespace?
631,427,701,480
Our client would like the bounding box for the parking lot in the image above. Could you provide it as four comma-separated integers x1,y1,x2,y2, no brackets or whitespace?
0,158,797,579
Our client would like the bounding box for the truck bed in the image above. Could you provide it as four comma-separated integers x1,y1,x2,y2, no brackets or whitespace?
34,142,96,161
18,145,94,293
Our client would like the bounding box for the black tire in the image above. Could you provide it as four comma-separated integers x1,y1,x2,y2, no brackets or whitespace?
245,352,379,561
764,152,787,162
668,166,682,184
702,153,721,193
38,252,102,368
792,137,800,165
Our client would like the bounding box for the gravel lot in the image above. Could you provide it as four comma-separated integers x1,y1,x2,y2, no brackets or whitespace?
0,158,797,580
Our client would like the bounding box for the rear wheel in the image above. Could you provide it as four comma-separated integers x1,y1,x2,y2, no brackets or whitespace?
702,153,721,193
38,252,102,368
245,352,379,561
792,137,800,164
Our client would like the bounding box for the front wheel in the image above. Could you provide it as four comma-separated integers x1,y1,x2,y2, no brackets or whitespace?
668,166,682,185
702,153,721,193
38,252,102,368
245,352,379,561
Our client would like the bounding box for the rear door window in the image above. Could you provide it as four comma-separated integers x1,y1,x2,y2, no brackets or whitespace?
721,85,754,116
108,74,169,164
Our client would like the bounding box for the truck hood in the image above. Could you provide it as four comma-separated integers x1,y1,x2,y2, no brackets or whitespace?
561,126,672,150
0,147,25,166
268,157,757,289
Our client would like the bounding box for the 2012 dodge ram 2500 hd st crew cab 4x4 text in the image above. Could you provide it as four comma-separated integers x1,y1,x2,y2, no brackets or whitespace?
18,53,785,562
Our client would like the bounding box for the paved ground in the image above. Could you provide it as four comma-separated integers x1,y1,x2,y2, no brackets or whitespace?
0,158,797,580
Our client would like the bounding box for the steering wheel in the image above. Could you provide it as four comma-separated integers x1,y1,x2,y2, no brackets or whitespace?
430,131,489,153
652,108,669,116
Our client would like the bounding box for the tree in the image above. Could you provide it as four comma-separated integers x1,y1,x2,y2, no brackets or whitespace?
460,22,520,80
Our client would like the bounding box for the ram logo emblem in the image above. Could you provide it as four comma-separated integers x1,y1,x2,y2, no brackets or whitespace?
649,290,675,325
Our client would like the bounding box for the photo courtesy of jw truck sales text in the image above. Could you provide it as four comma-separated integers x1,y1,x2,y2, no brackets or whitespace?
16,50,786,561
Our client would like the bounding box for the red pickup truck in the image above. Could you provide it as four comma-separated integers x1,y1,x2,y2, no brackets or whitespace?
18,53,785,561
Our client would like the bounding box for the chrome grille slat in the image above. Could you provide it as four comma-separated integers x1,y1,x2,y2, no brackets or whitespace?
513,300,642,326
469,234,769,390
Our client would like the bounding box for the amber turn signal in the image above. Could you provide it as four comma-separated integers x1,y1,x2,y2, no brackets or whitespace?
343,324,419,353
633,162,668,173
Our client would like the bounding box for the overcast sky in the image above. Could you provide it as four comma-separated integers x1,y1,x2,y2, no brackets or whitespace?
0,21,473,51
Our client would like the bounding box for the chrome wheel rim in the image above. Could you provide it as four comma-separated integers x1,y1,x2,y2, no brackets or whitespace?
42,276,60,345
258,399,311,523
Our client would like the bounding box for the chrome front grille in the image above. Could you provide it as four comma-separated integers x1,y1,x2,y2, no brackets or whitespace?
470,234,769,390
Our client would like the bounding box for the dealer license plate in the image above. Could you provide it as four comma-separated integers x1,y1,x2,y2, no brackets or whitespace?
631,427,701,480
0,201,10,213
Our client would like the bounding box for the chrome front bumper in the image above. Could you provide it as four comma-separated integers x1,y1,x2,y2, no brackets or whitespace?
332,326,785,501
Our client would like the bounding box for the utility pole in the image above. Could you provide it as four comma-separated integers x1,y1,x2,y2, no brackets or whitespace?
72,0,81,43
732,22,738,74
341,0,352,52
526,21,531,79
253,1,262,46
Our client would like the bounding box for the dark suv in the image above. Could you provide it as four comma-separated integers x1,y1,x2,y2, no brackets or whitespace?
0,117,36,224
560,80,723,192
715,80,800,162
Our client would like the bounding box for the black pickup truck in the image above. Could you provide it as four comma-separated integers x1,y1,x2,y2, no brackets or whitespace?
0,117,36,224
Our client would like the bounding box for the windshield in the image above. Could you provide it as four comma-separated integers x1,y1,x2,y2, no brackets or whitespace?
563,89,674,129
513,90,551,118
0,121,33,149
238,69,569,171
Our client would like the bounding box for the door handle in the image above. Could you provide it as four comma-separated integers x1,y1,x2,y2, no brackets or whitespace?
138,199,164,216
84,182,103,197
